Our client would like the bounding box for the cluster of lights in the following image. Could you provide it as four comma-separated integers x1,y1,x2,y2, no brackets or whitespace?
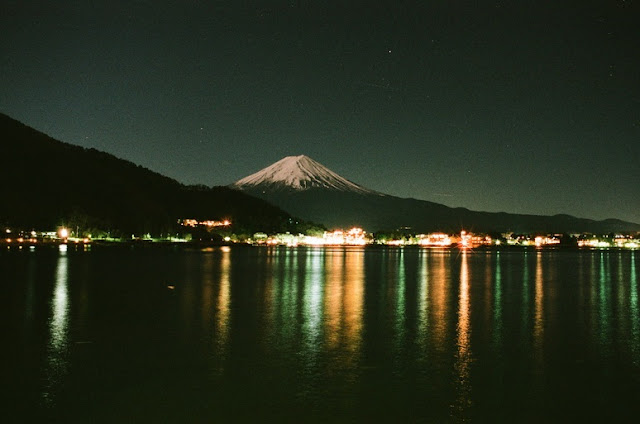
459,231,471,248
534,236,561,247
2,227,92,246
181,219,231,227
3,224,638,250
256,227,369,247
382,231,492,248
506,234,561,246
4,229,48,244
577,236,639,249
418,233,452,247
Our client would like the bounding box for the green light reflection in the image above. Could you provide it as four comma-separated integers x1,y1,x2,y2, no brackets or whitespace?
630,252,638,364
521,252,530,348
303,248,325,359
417,250,429,353
493,252,503,348
395,249,406,349
598,252,611,347
616,253,627,341
282,248,299,342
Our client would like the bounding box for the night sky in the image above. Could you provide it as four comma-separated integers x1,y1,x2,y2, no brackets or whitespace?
2,1,639,224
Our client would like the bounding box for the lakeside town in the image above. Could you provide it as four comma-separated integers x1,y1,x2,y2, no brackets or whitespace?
3,218,639,250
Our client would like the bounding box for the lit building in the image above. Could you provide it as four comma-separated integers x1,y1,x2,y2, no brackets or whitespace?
418,233,452,247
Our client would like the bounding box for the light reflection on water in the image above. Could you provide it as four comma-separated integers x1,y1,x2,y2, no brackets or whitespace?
260,248,365,386
215,247,231,374
43,248,69,404
416,250,429,355
10,247,640,421
24,253,37,329
521,251,530,348
394,249,407,353
324,249,343,350
599,252,611,349
534,251,544,359
343,249,364,360
324,248,364,384
617,253,625,328
302,248,324,369
630,252,638,365
493,252,503,348
430,252,450,353
453,251,472,421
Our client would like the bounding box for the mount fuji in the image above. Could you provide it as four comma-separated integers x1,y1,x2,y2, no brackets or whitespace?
232,155,379,195
231,155,640,233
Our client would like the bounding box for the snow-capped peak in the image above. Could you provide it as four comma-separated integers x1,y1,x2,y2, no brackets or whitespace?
232,155,377,194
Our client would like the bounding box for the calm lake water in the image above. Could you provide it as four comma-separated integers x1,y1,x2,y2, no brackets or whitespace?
2,245,639,423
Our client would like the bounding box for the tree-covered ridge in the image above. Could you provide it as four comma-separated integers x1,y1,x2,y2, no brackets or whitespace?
0,113,299,236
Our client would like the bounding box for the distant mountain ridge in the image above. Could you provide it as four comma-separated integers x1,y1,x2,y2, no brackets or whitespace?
0,113,296,235
232,156,640,234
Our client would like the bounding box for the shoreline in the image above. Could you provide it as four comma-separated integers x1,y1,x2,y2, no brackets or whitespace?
1,239,637,252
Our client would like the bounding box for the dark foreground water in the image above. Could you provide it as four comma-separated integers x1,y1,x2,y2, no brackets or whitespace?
2,245,639,423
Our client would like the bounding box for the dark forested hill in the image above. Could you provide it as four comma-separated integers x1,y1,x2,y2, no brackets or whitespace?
0,113,294,235
248,189,640,234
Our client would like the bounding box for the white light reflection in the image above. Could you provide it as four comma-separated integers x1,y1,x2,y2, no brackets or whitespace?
283,248,299,326
416,250,429,354
302,248,324,364
394,249,406,351
616,253,627,341
43,247,70,403
272,247,300,348
598,252,611,348
630,252,638,364
521,251,530,340
452,251,472,421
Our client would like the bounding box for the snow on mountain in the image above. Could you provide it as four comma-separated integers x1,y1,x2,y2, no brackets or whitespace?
232,155,378,194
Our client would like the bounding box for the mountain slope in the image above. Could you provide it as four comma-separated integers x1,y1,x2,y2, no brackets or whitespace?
0,113,295,235
233,156,640,234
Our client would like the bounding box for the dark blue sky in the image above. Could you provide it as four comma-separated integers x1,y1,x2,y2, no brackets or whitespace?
2,1,639,224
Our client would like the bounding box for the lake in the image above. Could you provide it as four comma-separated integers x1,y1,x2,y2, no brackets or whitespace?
2,245,639,422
